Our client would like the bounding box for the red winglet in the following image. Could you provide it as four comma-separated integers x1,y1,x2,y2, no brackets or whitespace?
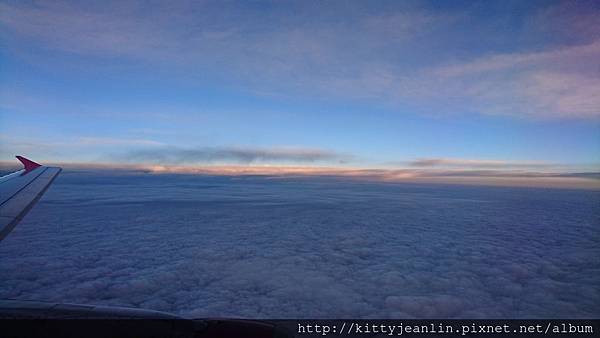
16,155,42,174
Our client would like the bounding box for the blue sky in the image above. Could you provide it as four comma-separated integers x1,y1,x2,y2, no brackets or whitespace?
0,0,599,175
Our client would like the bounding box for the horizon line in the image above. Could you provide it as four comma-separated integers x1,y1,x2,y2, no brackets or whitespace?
1,160,599,191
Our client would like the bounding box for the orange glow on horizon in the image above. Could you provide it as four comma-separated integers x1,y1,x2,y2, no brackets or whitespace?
1,161,598,190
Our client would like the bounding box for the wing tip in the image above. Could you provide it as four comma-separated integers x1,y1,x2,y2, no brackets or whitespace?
16,155,42,173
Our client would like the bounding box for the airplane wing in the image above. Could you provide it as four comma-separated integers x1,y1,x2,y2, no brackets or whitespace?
0,156,61,242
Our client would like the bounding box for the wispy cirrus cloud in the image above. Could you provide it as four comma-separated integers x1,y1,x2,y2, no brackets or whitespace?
0,135,165,163
425,40,600,119
3,1,596,119
0,1,172,59
78,137,165,147
433,41,600,78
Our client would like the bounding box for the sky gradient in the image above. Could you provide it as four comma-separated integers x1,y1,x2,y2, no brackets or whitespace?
1,0,599,187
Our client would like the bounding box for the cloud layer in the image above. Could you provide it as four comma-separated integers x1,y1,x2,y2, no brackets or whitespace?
0,171,598,318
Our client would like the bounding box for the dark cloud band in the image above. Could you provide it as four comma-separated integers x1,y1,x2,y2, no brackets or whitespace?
113,146,344,164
